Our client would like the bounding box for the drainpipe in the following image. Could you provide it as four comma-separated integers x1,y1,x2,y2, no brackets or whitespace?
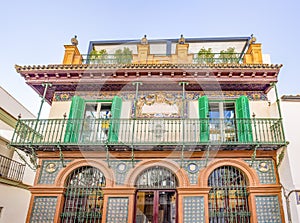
132,82,143,167
271,82,282,119
283,189,300,223
30,82,52,169
37,82,52,120
179,82,188,167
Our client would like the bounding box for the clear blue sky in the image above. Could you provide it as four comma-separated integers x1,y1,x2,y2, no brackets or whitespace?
0,0,299,118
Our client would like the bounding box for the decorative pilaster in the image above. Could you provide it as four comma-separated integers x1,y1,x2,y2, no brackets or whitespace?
244,43,263,64
136,44,150,63
62,45,82,64
172,43,193,63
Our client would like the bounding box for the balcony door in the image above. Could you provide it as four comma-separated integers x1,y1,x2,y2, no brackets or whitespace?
64,96,122,143
198,95,252,143
81,102,111,142
209,101,236,142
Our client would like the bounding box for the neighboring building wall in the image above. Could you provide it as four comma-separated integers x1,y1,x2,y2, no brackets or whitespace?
0,184,31,223
279,96,300,223
0,86,35,223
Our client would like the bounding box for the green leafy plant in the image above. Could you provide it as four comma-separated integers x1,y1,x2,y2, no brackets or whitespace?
114,47,133,64
89,49,108,64
197,47,214,64
219,47,238,63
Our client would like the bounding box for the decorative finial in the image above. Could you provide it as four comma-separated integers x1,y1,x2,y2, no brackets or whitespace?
141,35,148,45
249,34,256,44
179,34,185,44
71,35,78,46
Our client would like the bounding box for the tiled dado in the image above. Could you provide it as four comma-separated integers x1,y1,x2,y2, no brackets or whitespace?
106,197,129,223
30,196,57,223
255,195,282,223
183,196,205,223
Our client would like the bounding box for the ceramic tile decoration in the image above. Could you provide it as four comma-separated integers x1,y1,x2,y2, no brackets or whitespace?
106,197,129,223
183,196,205,223
30,196,57,223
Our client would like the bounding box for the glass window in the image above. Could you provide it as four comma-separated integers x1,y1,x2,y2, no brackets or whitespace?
135,166,178,189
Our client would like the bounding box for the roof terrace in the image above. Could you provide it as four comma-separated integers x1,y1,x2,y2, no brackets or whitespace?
63,35,265,65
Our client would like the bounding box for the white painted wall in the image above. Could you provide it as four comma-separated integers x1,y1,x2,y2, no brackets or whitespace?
0,184,31,223
49,101,71,119
279,99,300,223
0,87,35,119
0,86,36,223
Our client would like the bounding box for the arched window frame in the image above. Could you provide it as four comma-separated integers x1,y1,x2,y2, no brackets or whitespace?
208,165,250,223
61,166,106,223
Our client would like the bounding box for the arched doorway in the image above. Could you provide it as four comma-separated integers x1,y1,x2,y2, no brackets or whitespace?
135,166,178,223
60,166,106,223
208,165,250,223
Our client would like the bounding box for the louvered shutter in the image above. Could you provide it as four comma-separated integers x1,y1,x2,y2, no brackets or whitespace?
64,96,85,143
108,96,122,143
235,96,253,142
199,96,209,142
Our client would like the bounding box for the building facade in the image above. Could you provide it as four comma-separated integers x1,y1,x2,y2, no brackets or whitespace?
278,95,300,223
11,35,287,223
0,86,35,223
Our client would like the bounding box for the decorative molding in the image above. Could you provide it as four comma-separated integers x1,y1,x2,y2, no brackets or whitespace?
245,159,276,184
38,160,71,185
135,92,183,118
52,90,267,102
108,160,140,185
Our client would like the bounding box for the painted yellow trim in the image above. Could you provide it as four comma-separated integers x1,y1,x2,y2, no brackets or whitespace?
0,177,30,190
0,107,17,128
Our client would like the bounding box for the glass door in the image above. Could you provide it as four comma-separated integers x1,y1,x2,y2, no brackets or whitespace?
81,102,111,142
209,102,236,142
135,190,176,223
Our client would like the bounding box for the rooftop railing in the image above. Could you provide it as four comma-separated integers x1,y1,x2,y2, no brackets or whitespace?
81,53,244,65
11,118,285,150
0,154,25,182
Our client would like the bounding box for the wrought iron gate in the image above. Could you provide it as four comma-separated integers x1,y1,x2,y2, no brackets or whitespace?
61,166,106,223
208,165,250,223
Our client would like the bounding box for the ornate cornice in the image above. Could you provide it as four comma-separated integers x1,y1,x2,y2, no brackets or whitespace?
14,63,282,104
15,63,282,72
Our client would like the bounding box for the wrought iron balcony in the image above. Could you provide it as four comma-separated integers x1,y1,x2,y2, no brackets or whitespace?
81,53,244,65
0,154,25,182
10,118,285,152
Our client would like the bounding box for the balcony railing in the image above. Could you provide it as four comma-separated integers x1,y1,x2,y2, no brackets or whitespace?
11,118,285,150
81,53,244,65
0,155,25,182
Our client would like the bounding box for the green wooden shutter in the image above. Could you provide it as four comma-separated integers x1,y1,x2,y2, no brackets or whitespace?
64,96,85,143
198,96,209,142
235,95,253,142
108,96,122,143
